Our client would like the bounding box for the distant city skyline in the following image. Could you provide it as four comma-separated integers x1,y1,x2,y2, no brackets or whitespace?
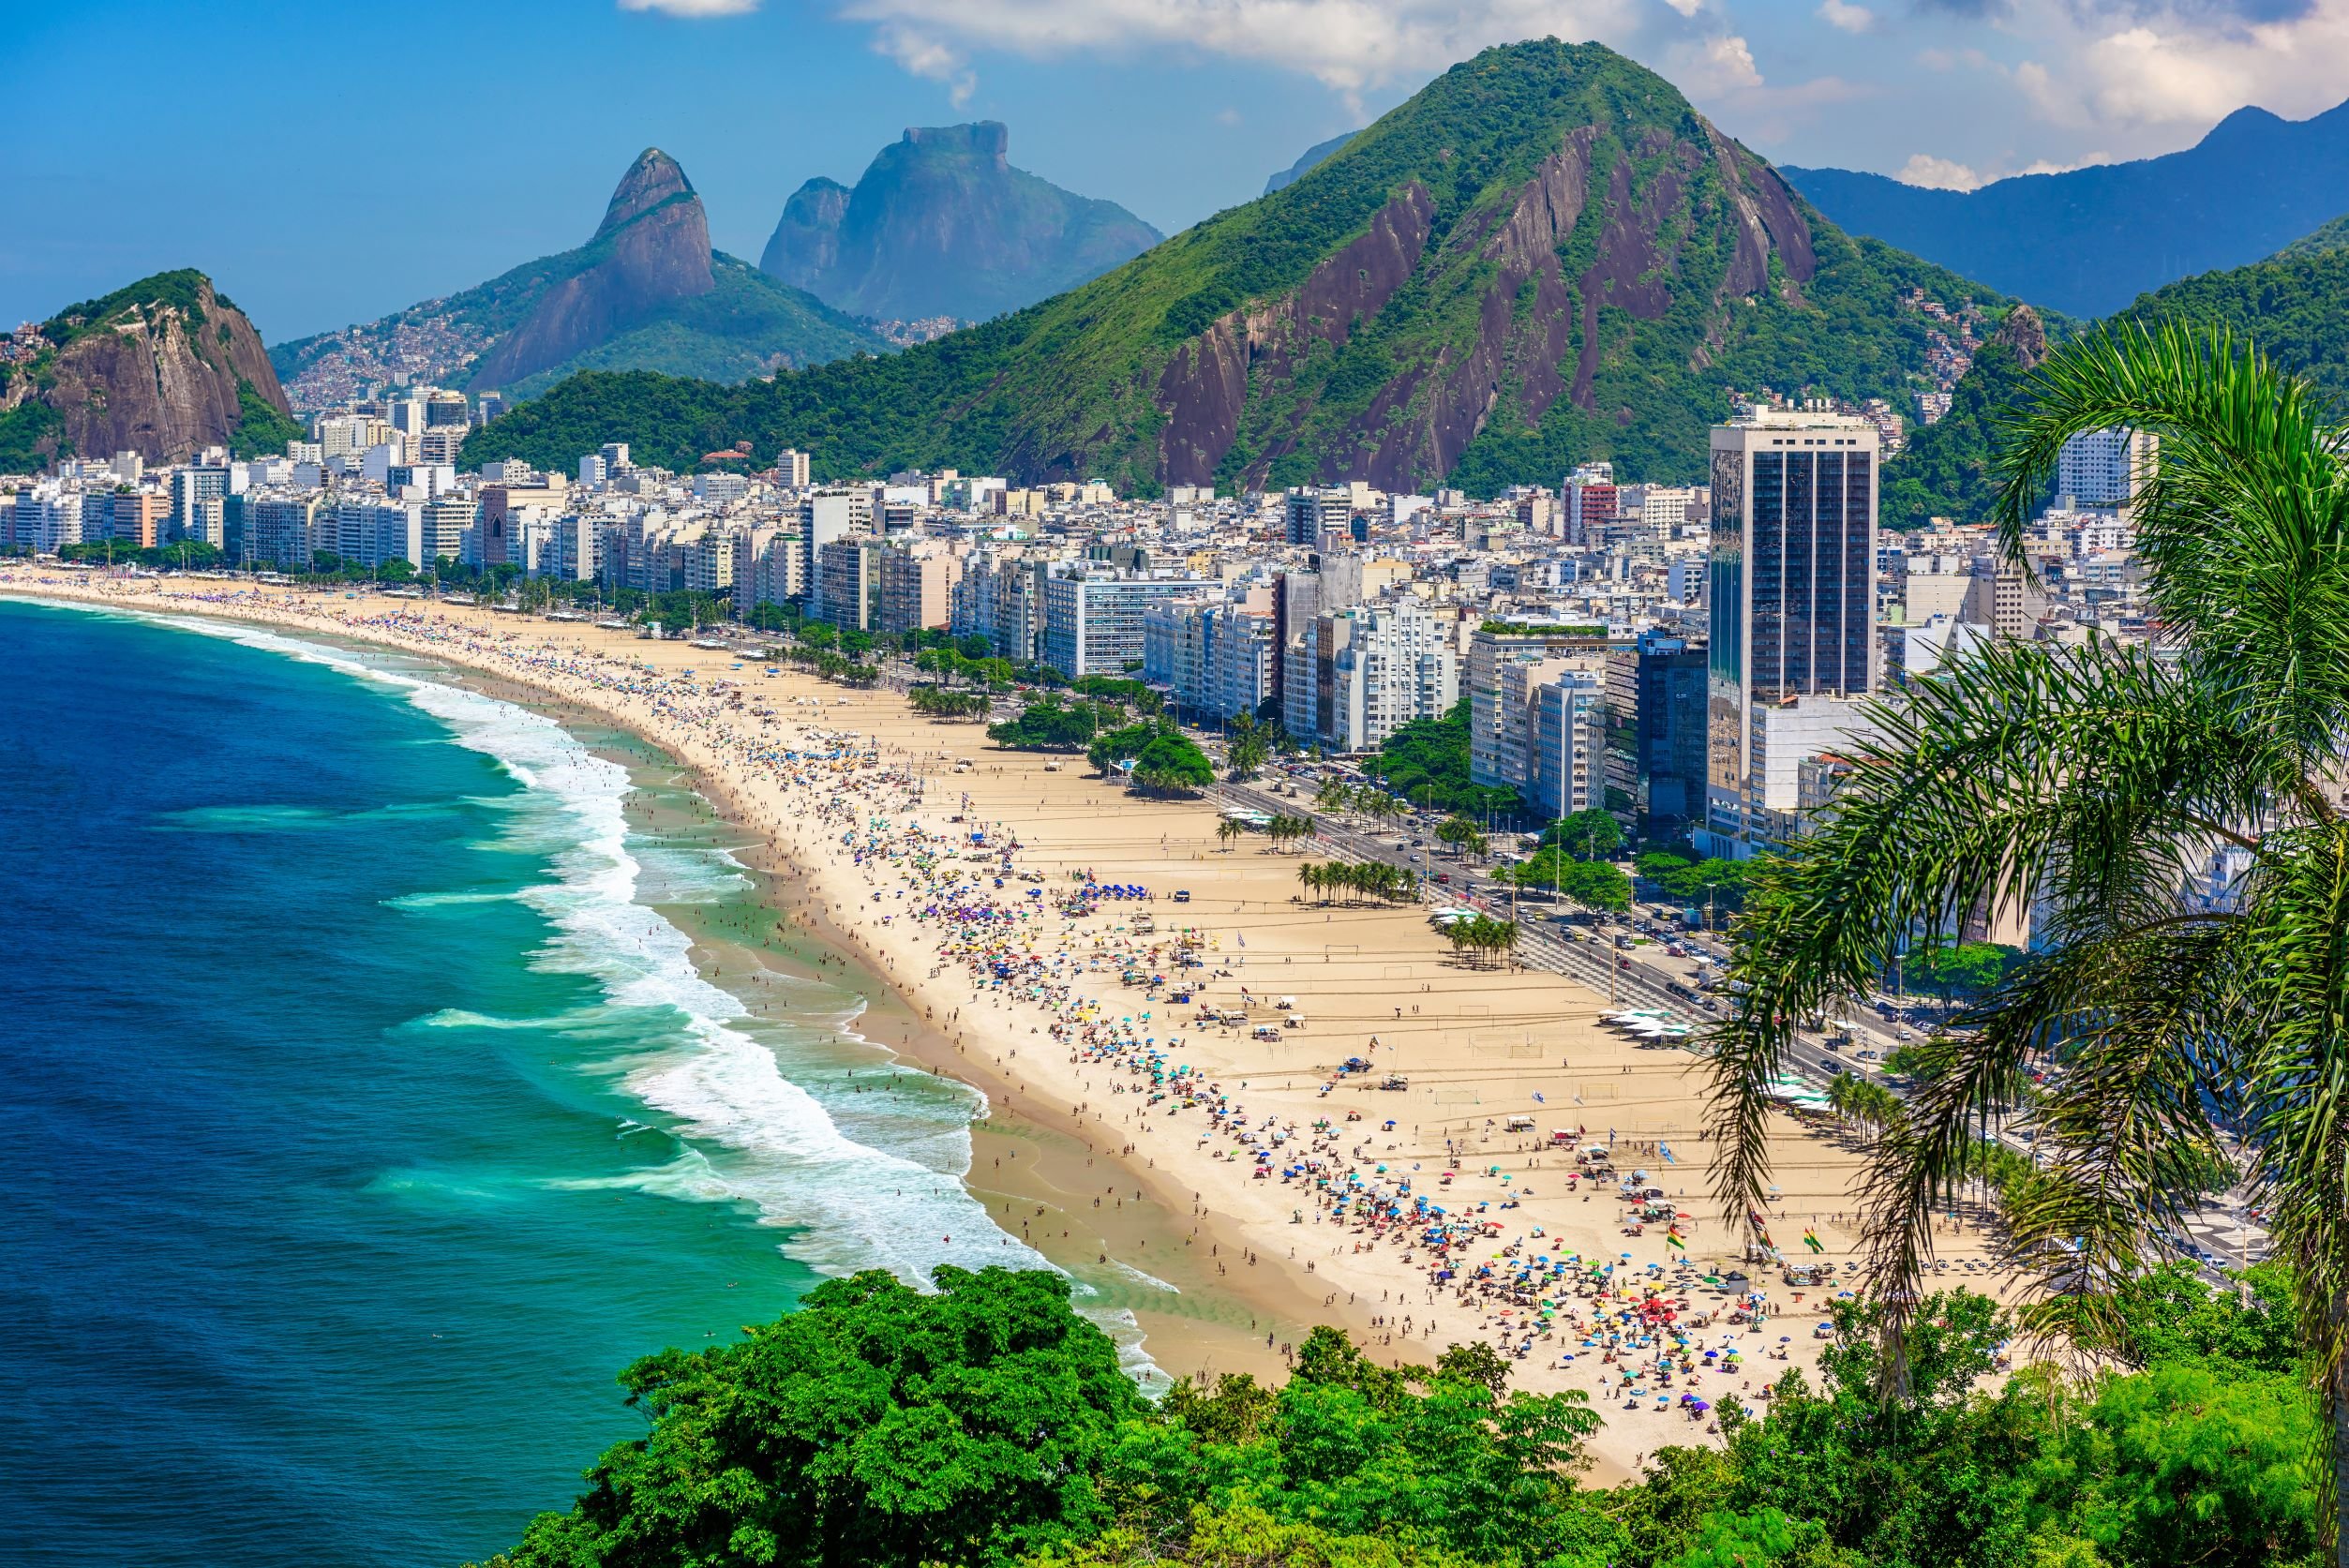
7,0,2346,339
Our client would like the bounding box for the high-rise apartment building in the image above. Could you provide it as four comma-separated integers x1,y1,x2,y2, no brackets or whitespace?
2057,426,2157,511
1704,409,1878,854
877,543,962,635
1317,599,1459,754
775,448,811,488
1041,573,1213,679
1465,620,1610,790
1284,487,1352,548
1604,630,1709,838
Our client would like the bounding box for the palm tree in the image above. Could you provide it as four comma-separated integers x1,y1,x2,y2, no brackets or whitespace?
1704,323,2349,1540
1217,818,1243,853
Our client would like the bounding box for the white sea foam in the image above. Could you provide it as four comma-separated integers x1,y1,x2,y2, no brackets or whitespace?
146,612,1054,1286
62,604,1162,1379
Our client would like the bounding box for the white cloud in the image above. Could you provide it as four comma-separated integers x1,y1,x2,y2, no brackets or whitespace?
618,0,758,15
830,0,1650,97
2000,3,2349,135
1896,153,1982,189
870,21,978,106
1816,0,1875,34
1676,31,1763,92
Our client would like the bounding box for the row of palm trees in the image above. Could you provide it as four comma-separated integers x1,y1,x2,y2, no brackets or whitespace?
1315,779,1407,819
1444,915,1520,968
1216,813,1318,852
1295,859,1414,904
781,644,880,686
1824,1072,1904,1138
908,685,992,720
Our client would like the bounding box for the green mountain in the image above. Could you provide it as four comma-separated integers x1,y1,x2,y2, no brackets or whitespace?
759,122,1160,325
465,40,2012,490
1,269,299,469
1879,237,2349,530
1878,305,2051,531
2276,211,2349,260
271,150,886,409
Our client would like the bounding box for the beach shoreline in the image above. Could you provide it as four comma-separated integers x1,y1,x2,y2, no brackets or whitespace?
7,570,2005,1478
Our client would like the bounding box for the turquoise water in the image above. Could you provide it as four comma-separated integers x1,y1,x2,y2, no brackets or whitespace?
0,600,1040,1567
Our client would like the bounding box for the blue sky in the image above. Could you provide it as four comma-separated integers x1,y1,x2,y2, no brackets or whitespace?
6,0,2345,341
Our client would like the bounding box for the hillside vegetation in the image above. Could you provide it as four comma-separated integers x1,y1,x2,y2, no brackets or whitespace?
471,1262,2318,1568
1878,243,2349,529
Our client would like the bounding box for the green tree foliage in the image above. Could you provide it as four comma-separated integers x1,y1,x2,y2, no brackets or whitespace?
1635,849,1749,917
1508,852,1632,913
1542,808,1624,861
1375,701,1518,818
474,1264,2330,1568
1130,731,1215,795
498,1267,1145,1568
1444,916,1520,967
1436,816,1488,858
56,538,225,571
910,684,993,720
1085,719,1212,793
1223,713,1271,782
1298,860,1415,904
1070,675,1163,715
1878,332,2044,530
990,697,1102,751
231,378,304,459
1906,940,2022,1002
0,398,67,470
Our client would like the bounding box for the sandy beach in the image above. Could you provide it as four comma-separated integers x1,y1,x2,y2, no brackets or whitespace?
6,569,2011,1479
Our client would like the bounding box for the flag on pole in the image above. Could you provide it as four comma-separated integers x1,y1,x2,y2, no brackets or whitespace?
1803,1228,1825,1254
1666,1227,1686,1250
1534,1092,1546,1104
1659,1143,1674,1164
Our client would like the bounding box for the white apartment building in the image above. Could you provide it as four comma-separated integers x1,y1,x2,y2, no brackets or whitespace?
1318,600,1459,753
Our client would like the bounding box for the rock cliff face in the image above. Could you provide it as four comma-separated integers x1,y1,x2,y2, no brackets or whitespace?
759,122,1160,322
470,150,717,391
0,271,292,466
1146,108,1825,493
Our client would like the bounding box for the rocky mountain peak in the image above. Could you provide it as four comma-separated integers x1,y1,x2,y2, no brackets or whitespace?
597,148,696,241
758,122,1159,323
1,269,294,465
1993,302,2047,372
901,122,1009,164
472,149,715,392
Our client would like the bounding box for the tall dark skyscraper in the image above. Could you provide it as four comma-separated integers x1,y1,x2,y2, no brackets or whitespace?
1704,410,1878,850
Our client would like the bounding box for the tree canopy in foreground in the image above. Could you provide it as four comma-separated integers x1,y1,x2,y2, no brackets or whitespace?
474,1262,2317,1568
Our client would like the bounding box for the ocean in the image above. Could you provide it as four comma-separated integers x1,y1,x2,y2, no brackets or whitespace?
0,599,1047,1567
